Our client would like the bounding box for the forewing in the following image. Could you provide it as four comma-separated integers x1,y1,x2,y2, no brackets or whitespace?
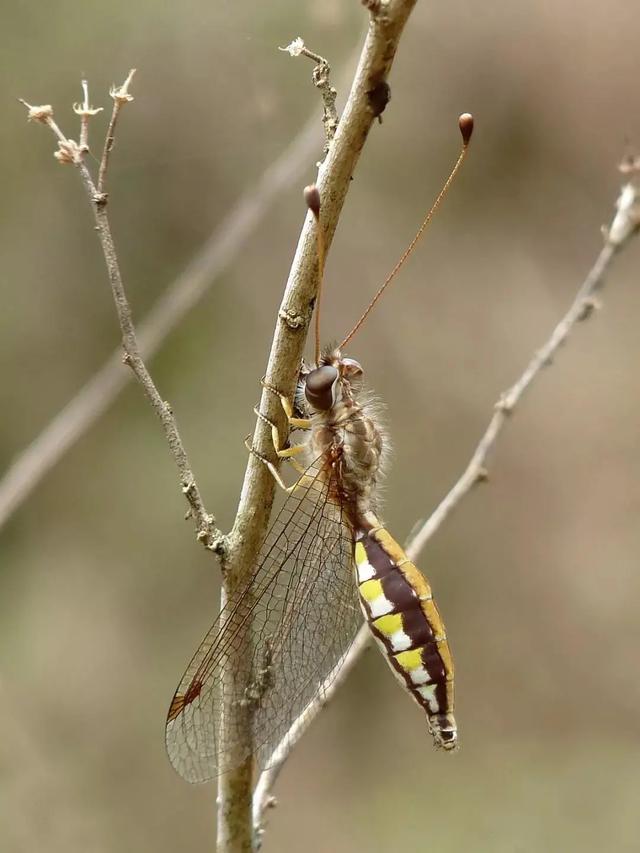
165,458,362,783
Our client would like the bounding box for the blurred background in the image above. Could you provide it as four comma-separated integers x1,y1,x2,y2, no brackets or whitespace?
2,1,640,851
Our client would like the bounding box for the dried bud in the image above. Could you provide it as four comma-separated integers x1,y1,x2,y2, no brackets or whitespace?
21,102,54,124
367,80,391,120
458,113,474,145
110,69,136,104
54,138,82,165
73,102,103,117
304,184,321,218
279,37,305,57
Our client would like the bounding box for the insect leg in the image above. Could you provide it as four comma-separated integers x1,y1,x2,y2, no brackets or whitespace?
252,405,306,465
244,436,307,494
246,378,312,490
261,379,312,435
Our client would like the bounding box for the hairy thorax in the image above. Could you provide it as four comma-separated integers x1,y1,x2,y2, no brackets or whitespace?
308,394,385,523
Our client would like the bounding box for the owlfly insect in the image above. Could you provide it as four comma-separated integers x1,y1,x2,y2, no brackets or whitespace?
166,114,474,783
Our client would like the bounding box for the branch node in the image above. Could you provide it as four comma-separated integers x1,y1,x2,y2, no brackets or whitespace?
577,295,601,321
496,393,514,415
210,535,229,558
278,306,307,330
476,467,489,483
362,0,385,16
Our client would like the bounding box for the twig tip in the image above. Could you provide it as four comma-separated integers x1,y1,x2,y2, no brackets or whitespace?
110,68,136,104
279,37,305,57
19,100,54,124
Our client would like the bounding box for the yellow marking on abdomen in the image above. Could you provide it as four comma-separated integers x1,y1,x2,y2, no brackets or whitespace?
393,648,423,670
372,612,403,637
358,578,383,602
359,578,394,617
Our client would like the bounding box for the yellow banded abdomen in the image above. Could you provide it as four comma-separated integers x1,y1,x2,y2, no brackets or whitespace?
355,526,457,750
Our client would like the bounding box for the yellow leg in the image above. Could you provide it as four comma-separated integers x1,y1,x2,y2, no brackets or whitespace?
258,380,311,453
244,436,301,494
289,417,312,430
247,378,313,492
260,379,311,437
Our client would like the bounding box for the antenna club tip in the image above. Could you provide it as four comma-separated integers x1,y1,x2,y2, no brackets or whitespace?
458,113,474,145
304,184,321,218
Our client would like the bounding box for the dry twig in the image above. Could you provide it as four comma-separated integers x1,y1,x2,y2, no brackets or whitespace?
22,5,636,850
280,38,339,154
20,81,224,554
0,46,369,535
98,68,136,194
220,3,419,848
251,172,640,837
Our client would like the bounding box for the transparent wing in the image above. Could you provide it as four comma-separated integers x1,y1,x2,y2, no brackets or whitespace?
165,457,362,783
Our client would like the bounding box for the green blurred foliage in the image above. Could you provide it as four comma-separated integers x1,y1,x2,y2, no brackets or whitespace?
1,2,640,851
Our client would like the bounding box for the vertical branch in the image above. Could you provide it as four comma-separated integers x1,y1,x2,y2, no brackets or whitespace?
219,3,418,850
0,57,359,534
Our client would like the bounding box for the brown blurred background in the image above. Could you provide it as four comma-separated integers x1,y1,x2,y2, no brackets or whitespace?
2,2,640,851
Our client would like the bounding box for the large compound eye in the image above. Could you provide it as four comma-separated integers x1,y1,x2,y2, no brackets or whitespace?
341,358,363,379
304,365,339,411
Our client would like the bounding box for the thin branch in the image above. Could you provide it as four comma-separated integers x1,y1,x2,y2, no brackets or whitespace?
252,622,370,844
408,177,640,557
219,3,419,850
73,79,103,152
251,174,640,835
98,69,135,194
19,84,224,554
0,52,362,536
280,38,338,153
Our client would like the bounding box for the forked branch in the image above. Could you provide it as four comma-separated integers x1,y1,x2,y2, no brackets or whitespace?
251,170,640,837
0,47,368,536
19,80,224,554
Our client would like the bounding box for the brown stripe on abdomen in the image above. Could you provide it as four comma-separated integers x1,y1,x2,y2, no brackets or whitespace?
354,525,457,751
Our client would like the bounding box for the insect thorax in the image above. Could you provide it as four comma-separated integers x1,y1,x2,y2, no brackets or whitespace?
308,382,385,523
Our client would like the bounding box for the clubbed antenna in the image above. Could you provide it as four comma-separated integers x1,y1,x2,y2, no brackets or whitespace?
304,184,325,365
339,113,474,350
